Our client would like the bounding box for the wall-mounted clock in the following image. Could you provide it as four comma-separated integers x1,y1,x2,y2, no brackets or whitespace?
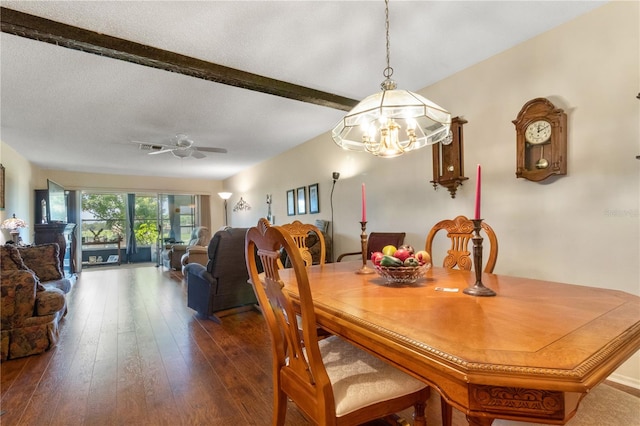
431,116,468,198
513,98,567,182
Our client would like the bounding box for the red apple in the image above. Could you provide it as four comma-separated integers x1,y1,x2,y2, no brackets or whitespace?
393,248,412,262
370,251,384,266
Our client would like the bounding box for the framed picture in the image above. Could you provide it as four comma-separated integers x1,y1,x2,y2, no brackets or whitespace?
308,183,319,214
107,255,119,263
286,190,295,216
296,186,307,215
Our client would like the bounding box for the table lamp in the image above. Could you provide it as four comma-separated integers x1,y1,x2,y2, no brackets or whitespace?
1,213,28,244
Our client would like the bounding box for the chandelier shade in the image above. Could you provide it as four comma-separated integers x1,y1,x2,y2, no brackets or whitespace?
332,88,451,157
331,0,451,158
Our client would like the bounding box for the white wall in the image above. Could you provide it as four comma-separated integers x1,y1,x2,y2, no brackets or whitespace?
224,2,640,384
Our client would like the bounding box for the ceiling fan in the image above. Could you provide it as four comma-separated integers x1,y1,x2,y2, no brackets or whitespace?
132,134,227,159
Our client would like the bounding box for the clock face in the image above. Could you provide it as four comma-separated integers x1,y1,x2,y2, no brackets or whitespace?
525,120,552,145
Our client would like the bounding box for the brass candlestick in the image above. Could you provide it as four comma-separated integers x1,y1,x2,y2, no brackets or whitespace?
463,219,496,297
356,221,374,274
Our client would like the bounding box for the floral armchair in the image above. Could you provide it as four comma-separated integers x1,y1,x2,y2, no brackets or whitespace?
1,244,69,361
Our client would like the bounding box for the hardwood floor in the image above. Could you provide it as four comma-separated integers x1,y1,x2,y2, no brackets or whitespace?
1,265,311,425
2,265,638,426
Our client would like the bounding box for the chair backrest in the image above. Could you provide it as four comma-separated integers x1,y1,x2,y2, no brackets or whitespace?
425,215,498,273
245,219,334,421
206,227,248,278
367,232,406,258
335,231,406,262
188,226,211,246
280,220,326,266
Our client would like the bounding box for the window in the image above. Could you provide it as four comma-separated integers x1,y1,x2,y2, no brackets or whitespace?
158,194,196,243
81,193,125,243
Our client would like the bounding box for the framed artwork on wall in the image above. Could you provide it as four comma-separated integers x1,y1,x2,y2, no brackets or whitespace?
296,186,306,215
308,183,319,214
286,190,295,216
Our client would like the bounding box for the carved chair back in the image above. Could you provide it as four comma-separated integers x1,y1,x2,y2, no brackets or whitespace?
425,215,498,273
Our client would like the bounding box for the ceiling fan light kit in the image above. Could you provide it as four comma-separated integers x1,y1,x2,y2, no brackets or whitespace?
332,0,451,158
132,133,227,159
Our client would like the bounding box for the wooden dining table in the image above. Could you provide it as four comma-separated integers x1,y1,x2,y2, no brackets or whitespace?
277,261,640,425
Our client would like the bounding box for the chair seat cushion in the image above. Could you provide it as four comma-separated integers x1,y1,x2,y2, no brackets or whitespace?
318,335,427,417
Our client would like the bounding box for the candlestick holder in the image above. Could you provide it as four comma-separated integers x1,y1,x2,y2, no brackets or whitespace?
463,219,496,297
356,221,375,274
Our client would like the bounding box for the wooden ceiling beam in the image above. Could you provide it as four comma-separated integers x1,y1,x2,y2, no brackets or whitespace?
1,7,358,111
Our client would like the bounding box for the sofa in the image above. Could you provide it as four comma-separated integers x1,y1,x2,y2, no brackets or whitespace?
1,243,71,361
162,226,210,270
184,227,258,322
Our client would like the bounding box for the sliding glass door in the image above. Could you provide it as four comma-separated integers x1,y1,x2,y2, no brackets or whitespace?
81,192,196,266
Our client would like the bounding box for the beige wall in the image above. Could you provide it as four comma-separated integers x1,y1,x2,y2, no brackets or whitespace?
1,1,637,386
0,143,38,245
224,2,640,384
0,157,226,245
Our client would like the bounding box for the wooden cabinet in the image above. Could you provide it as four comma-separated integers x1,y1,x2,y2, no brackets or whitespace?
34,223,77,276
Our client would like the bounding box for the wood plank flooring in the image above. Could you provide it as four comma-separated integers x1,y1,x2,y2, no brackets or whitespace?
1,264,638,426
1,265,310,425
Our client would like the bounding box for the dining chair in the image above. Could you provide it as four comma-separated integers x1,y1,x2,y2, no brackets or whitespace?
245,219,429,426
280,220,325,266
425,215,498,273
424,215,498,426
336,232,406,262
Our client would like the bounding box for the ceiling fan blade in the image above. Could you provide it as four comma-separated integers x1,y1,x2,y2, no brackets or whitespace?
194,146,228,154
190,150,206,159
148,149,173,155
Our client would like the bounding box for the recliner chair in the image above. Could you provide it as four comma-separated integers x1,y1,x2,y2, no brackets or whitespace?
183,227,258,322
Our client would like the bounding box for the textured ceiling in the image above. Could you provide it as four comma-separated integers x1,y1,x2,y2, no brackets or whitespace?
0,1,606,180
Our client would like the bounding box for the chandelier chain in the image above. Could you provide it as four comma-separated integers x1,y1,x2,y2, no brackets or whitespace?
383,0,393,79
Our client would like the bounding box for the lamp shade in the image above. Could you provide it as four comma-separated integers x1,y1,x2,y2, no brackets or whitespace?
1,214,27,230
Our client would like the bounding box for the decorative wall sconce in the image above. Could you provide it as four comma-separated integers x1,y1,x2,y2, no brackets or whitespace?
233,197,251,212
431,117,468,198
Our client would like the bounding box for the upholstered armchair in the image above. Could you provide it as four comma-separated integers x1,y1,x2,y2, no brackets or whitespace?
162,226,210,270
180,245,208,274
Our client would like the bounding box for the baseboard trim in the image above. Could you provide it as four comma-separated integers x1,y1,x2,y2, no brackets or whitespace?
605,377,640,398
607,373,640,390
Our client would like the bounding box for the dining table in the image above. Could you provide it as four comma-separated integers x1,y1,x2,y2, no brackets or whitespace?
277,261,640,425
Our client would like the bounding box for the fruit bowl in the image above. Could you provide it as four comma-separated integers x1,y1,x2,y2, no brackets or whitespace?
374,263,431,284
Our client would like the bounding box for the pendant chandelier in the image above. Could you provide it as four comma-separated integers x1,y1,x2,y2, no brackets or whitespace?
332,0,451,158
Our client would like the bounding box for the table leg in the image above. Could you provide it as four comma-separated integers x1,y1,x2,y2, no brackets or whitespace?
466,415,494,426
441,398,453,426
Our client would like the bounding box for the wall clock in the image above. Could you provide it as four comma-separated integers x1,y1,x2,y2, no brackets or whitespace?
513,98,567,182
431,117,467,198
